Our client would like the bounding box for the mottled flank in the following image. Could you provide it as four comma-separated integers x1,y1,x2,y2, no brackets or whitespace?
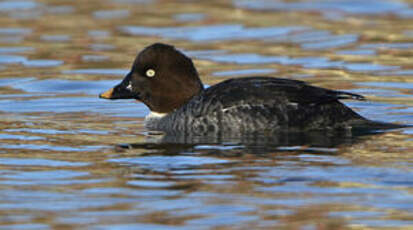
147,77,370,134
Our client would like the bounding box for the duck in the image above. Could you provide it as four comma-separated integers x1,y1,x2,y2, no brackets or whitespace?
100,43,405,135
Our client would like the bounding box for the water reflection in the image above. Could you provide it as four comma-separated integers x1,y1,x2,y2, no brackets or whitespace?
0,54,26,64
40,34,71,42
212,68,276,77
118,129,380,156
120,24,306,42
0,46,34,54
0,1,38,12
0,28,32,35
234,0,411,17
191,50,400,72
0,0,412,229
93,10,130,19
173,13,205,22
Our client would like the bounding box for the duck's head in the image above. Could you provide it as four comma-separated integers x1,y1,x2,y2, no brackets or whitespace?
100,43,204,113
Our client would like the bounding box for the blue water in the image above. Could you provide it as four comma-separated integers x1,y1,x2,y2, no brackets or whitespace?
233,0,411,17
120,24,307,42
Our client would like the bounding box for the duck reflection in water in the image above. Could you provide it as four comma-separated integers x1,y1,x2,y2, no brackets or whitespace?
114,128,388,156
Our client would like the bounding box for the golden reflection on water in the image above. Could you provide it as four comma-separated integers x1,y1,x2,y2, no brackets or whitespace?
0,0,412,229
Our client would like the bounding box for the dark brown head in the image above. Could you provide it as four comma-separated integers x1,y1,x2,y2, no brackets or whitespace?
100,43,204,113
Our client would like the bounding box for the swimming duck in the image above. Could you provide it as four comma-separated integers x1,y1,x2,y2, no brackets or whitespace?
100,43,404,135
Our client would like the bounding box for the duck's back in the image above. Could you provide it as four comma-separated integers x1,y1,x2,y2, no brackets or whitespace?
148,77,368,134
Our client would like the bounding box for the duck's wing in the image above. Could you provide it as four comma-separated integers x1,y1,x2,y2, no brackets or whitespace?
178,76,366,131
160,77,395,133
202,76,365,108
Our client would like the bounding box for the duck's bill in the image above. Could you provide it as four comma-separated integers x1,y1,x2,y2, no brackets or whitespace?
99,81,136,100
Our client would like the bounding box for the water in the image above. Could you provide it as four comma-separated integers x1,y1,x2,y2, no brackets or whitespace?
0,0,412,229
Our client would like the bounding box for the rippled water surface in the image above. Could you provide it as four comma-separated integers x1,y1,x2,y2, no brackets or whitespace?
0,0,412,229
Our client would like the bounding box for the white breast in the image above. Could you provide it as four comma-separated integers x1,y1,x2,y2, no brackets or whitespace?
144,111,168,128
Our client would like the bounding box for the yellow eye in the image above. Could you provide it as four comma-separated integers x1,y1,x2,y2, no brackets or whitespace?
146,69,155,78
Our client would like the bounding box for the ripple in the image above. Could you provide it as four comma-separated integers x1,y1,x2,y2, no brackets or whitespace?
88,30,110,39
357,81,413,90
0,54,26,64
336,49,376,56
108,156,230,171
92,223,190,230
0,77,36,86
349,88,407,98
0,158,89,167
194,145,242,151
137,198,204,212
0,1,38,12
5,128,109,135
376,70,413,76
82,55,109,62
360,43,413,49
262,27,358,50
1,224,50,230
0,57,64,67
213,68,277,77
119,24,307,42
278,30,330,43
185,204,258,227
127,180,175,188
0,96,148,116
90,43,115,51
329,210,384,218
0,190,128,211
0,36,24,43
23,59,63,67
173,13,205,22
82,187,181,197
343,62,399,72
63,68,127,75
0,170,88,181
0,46,34,54
46,5,75,14
10,79,119,95
234,0,409,16
399,8,413,18
40,35,71,42
405,30,413,37
184,49,227,58
111,0,154,3
174,174,234,181
0,133,44,141
256,164,413,200
301,34,358,50
8,10,42,20
93,10,129,19
195,51,398,72
199,53,286,64
0,27,32,35
0,143,104,152
351,219,413,228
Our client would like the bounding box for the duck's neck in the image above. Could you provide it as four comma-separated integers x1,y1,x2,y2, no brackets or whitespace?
144,111,168,129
